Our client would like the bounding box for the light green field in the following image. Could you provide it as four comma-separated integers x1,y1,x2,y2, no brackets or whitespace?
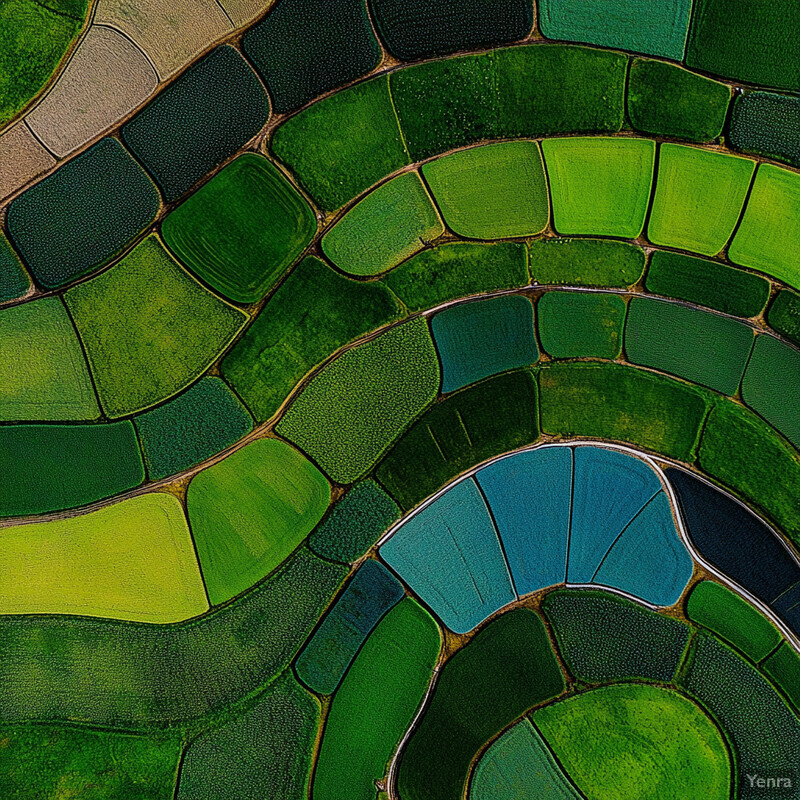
0,492,208,623
322,170,443,276
422,141,549,239
533,683,731,800
647,144,754,256
542,137,655,237
187,438,331,605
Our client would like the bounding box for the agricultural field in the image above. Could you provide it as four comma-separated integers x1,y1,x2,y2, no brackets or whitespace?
1,0,800,797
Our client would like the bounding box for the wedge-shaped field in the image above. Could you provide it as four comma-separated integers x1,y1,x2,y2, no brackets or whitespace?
187,438,330,605
533,684,731,800
65,235,248,418
647,144,754,256
0,296,98,421
0,492,208,623
470,719,581,800
729,164,800,289
542,137,655,238
381,479,516,634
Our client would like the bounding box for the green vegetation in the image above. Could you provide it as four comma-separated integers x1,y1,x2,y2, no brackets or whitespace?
539,0,692,59
542,137,655,237
177,673,320,800
627,59,729,142
431,295,538,392
384,241,528,311
742,334,800,448
0,547,347,726
678,633,800,782
377,370,539,510
6,137,160,289
0,421,144,517
313,599,440,800
308,480,401,563
0,296,98,421
271,75,409,211
134,377,253,481
294,560,403,695
764,643,800,713
277,318,440,483
162,153,316,303
421,141,549,239
537,291,626,359
398,608,564,800
729,164,800,289
471,719,581,800
65,235,247,418
528,238,646,287
539,362,710,461
686,581,782,663
645,250,770,318
769,289,800,347
699,399,800,545
0,492,208,623
648,145,754,256
0,724,181,800
625,297,754,395
686,0,800,91
222,256,404,421
533,684,731,800
187,438,330,605
390,44,626,161
0,230,30,302
729,91,800,169
0,0,87,127
543,590,689,683
322,171,442,276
